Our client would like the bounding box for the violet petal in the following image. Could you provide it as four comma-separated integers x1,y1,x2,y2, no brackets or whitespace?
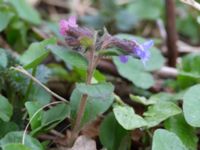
119,55,129,63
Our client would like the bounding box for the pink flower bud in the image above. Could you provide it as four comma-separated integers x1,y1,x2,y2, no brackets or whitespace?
59,16,78,36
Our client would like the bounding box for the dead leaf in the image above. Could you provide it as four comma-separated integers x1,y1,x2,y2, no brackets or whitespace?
65,135,97,150
27,0,40,6
81,117,102,138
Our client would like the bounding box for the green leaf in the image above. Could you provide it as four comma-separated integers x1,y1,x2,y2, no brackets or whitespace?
30,103,70,135
165,114,198,150
0,95,13,122
144,101,181,128
177,53,200,89
41,103,70,127
3,143,31,150
70,83,114,126
99,113,130,150
149,92,174,103
8,0,41,25
29,85,52,105
116,9,138,31
0,131,43,150
183,84,200,127
0,120,18,138
113,56,154,89
0,10,14,32
48,45,88,69
25,101,42,130
152,129,188,150
127,0,163,21
76,83,114,100
20,38,56,69
129,94,155,105
113,104,146,130
115,34,165,71
0,49,8,68
145,47,165,71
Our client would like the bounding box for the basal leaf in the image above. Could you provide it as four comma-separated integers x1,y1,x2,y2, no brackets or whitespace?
144,101,181,128
48,45,88,69
183,84,200,127
113,104,146,130
70,83,114,126
0,95,13,122
99,113,130,150
8,0,41,24
20,38,56,69
165,114,198,150
152,129,188,150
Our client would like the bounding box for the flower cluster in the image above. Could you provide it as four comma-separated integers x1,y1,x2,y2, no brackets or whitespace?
59,16,78,36
59,16,154,65
120,39,153,65
59,16,93,47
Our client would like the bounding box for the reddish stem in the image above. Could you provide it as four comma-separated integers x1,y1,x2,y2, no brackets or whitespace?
165,0,178,67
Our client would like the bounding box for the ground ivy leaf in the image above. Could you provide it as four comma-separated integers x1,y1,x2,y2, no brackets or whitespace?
129,94,155,105
99,113,130,150
0,120,18,138
113,104,147,130
30,103,70,136
70,83,114,126
25,101,43,130
2,143,31,150
152,129,188,150
48,45,88,69
20,38,57,69
183,84,200,127
113,56,154,89
76,83,114,100
8,0,41,25
0,131,43,150
164,114,198,150
0,95,13,122
143,101,181,128
0,10,14,32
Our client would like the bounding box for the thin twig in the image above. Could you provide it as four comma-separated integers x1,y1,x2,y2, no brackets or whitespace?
11,66,68,103
156,66,178,78
50,130,65,138
177,40,200,53
180,0,200,11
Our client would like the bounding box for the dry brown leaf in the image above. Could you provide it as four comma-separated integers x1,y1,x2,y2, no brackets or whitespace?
65,135,97,150
27,0,40,6
81,117,102,138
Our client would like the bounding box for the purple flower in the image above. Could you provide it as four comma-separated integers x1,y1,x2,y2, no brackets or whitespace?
119,55,129,63
119,40,154,65
59,16,78,36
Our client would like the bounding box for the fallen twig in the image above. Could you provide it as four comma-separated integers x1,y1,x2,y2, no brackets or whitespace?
180,0,200,11
11,66,68,103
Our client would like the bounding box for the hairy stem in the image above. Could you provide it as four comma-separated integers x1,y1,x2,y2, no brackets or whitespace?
69,51,96,145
